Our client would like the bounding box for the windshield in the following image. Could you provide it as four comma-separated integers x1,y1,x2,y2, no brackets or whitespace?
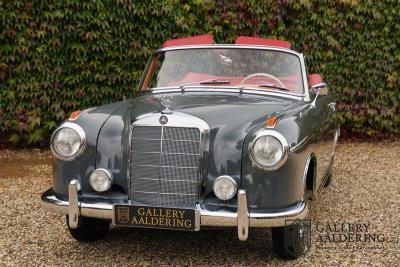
143,48,304,94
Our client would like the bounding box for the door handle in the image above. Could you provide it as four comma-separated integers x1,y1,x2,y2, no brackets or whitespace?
328,102,336,112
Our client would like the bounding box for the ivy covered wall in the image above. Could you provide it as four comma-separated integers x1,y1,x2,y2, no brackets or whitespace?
1,0,399,145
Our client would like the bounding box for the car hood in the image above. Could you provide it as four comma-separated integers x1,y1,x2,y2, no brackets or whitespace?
129,92,296,131
96,92,300,188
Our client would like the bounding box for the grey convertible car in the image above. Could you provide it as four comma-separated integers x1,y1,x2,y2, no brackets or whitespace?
41,35,339,259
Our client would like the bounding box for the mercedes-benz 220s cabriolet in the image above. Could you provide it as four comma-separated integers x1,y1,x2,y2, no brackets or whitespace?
41,35,339,259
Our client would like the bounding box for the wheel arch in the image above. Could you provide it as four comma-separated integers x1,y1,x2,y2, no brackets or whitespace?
303,153,317,200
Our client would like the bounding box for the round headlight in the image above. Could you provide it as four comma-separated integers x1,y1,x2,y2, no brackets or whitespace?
51,123,86,160
213,175,237,201
249,130,288,170
89,169,113,192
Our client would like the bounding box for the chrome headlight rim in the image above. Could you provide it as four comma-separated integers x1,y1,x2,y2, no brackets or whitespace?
249,130,289,171
89,168,114,192
213,175,238,201
50,122,86,161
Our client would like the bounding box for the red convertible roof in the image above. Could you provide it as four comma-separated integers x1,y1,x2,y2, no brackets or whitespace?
235,36,292,49
163,34,215,47
163,35,292,50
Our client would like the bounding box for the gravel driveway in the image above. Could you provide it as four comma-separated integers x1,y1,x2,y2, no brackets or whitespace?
0,142,399,266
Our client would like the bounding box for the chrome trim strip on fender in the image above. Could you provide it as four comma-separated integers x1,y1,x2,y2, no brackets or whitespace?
301,155,312,201
290,135,312,152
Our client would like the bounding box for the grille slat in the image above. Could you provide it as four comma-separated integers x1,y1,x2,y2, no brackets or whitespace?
130,125,201,208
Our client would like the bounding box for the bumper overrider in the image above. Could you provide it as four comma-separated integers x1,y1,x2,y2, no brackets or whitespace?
41,180,308,241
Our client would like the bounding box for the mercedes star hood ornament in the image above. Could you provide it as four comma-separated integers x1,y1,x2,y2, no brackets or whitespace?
160,95,174,114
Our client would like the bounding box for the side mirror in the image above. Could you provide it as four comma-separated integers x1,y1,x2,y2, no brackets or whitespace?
308,74,328,107
310,83,328,96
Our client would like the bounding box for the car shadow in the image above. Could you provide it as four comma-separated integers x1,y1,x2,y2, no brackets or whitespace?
84,227,277,263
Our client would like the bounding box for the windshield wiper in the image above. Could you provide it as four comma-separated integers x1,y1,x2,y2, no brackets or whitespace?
200,79,230,85
179,79,231,89
257,84,290,91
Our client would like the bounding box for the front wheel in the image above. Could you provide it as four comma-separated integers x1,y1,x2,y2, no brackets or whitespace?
66,216,110,242
272,221,310,260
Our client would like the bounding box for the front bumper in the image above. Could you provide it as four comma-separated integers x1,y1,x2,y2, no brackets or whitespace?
41,180,308,241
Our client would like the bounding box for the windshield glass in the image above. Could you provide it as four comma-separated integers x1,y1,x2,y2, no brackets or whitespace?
144,48,304,94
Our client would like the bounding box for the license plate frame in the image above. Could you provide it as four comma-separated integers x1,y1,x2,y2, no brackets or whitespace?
112,204,200,231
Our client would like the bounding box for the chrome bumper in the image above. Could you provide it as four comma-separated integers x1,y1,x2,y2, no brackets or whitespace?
41,180,308,241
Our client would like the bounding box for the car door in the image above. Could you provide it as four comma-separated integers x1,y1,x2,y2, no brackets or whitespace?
313,88,336,190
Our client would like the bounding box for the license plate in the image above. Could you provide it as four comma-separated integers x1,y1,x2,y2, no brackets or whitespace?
113,205,197,231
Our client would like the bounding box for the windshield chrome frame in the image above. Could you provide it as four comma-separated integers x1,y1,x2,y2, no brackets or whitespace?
140,44,310,102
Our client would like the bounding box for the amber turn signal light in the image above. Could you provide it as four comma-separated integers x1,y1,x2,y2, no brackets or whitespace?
69,110,81,121
266,116,277,128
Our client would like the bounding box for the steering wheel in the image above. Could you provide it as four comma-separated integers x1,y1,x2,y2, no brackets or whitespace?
240,73,285,88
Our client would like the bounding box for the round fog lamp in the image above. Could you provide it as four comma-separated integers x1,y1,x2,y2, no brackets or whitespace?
213,175,237,201
89,169,113,192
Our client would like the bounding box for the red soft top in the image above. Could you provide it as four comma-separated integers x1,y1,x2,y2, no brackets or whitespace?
163,34,215,48
235,36,292,49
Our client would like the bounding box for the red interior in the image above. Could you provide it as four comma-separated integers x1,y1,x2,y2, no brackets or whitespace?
163,34,215,48
168,72,301,93
307,74,323,87
235,36,292,49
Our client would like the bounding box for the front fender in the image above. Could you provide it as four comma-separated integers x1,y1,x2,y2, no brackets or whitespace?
52,101,126,197
241,106,312,211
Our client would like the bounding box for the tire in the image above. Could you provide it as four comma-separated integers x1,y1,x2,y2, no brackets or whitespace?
66,216,110,242
272,222,310,260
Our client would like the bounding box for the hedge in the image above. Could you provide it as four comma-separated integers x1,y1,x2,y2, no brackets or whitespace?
1,0,399,145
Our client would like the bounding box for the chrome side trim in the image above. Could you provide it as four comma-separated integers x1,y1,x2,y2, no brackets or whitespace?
301,155,312,201
290,135,311,152
41,188,309,231
332,127,340,157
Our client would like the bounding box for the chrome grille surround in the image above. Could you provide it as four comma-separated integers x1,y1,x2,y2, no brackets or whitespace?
128,112,209,208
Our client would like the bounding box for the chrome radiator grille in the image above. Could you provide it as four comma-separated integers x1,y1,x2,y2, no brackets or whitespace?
129,126,201,208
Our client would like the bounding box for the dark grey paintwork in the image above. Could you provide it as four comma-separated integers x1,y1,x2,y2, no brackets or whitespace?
51,89,337,213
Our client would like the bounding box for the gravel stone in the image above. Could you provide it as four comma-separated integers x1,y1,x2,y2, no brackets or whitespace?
0,142,399,266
